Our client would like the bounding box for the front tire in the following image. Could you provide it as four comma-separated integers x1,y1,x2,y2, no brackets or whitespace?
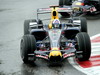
75,32,91,61
20,35,36,63
24,19,37,35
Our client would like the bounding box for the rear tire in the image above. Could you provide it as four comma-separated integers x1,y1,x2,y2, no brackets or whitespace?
68,17,87,33
59,0,71,17
63,0,72,5
75,32,91,61
98,0,100,11
80,17,87,33
24,19,37,35
20,35,36,63
59,0,63,6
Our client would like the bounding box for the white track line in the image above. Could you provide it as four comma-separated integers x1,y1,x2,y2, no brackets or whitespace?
90,34,100,40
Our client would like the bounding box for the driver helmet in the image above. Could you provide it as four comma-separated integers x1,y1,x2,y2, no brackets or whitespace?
52,19,60,28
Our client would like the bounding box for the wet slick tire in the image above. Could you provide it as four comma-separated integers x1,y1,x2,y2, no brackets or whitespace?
20,35,36,63
80,17,87,33
59,0,72,6
75,32,91,61
68,17,87,33
59,0,63,6
24,19,37,35
98,0,100,11
63,0,72,5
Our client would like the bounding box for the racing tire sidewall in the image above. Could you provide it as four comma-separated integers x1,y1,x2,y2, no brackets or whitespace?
75,32,91,61
20,35,36,63
80,17,87,33
63,0,72,5
99,0,100,10
59,0,64,6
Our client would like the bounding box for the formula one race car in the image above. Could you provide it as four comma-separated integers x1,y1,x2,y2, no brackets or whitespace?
59,0,100,16
20,6,91,64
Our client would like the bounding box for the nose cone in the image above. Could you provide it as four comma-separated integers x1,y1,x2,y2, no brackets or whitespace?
49,50,62,62
49,50,62,57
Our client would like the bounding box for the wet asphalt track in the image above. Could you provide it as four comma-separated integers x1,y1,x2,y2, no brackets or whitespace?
0,0,100,75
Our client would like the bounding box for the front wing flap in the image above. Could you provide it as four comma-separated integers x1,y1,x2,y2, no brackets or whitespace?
28,48,78,60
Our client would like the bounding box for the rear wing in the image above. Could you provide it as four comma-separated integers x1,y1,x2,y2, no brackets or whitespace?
37,7,72,20
37,7,72,14
37,8,52,14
